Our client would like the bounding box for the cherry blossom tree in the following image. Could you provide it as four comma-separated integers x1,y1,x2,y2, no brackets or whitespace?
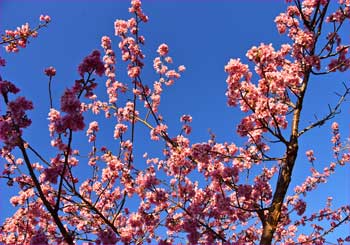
0,0,350,244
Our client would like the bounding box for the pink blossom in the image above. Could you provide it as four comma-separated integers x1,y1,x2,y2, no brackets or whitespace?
30,230,49,245
60,89,81,114
44,66,56,77
97,227,118,245
180,114,192,123
127,66,141,78
101,36,112,50
48,108,61,136
164,56,173,63
129,0,148,22
178,65,186,72
192,143,212,165
1,1,350,244
60,113,85,132
86,121,99,135
114,123,128,139
0,96,34,149
294,199,307,215
150,124,167,140
39,14,51,23
331,122,339,130
3,21,40,52
78,50,105,77
115,19,128,36
165,69,180,79
0,80,20,95
157,44,169,56
41,155,65,184
86,121,99,142
306,150,316,163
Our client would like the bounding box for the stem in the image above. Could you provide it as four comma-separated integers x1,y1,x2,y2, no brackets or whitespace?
260,63,311,244
48,76,53,108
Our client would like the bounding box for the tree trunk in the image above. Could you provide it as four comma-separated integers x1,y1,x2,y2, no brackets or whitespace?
260,141,298,244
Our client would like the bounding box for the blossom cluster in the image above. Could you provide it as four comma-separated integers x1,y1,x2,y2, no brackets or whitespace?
78,50,105,77
0,0,350,244
0,79,33,150
225,43,298,148
2,15,50,52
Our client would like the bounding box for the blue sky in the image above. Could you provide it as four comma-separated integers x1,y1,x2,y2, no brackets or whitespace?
0,0,349,242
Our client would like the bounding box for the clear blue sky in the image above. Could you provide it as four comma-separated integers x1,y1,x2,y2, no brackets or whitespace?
0,0,349,242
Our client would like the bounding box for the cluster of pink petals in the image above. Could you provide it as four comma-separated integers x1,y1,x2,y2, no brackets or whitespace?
86,121,99,142
157,44,169,56
114,123,128,139
275,2,350,72
101,36,124,103
78,50,105,77
327,3,350,22
114,20,128,36
180,115,192,134
39,14,51,23
331,122,341,155
58,89,84,131
97,227,118,245
4,23,36,52
305,150,316,163
129,0,148,22
1,1,350,245
149,44,184,112
150,124,168,140
2,15,50,53
0,87,33,150
30,230,49,245
44,66,56,77
225,43,299,145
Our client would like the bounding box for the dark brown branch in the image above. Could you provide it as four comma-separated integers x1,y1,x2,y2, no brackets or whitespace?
298,84,350,137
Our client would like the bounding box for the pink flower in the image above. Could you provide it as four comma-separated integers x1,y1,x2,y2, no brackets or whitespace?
115,19,128,36
180,114,192,123
165,56,173,63
101,36,112,50
7,96,33,128
165,70,180,79
331,122,339,130
44,66,56,76
127,66,141,78
30,230,49,245
157,44,169,56
3,22,38,53
306,150,316,162
39,14,51,23
87,121,99,142
60,89,81,114
0,119,20,149
78,50,105,77
128,0,148,22
294,199,307,215
114,123,128,139
43,164,63,184
182,125,192,134
0,80,20,95
86,121,99,135
178,65,186,72
61,113,85,132
97,227,118,245
150,124,167,140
